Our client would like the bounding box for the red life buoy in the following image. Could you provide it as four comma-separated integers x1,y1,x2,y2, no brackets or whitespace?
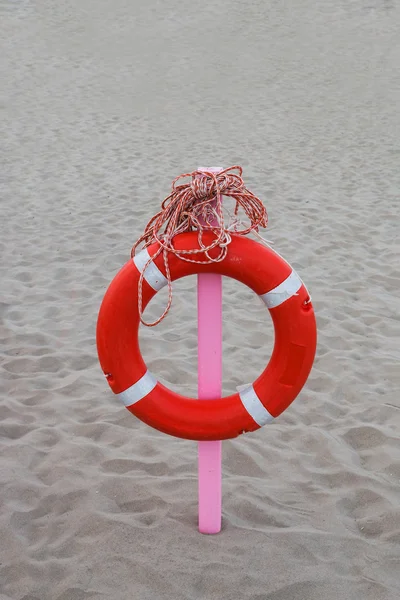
96,232,317,441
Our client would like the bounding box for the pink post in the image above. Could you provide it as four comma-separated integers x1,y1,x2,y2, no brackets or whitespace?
197,167,223,534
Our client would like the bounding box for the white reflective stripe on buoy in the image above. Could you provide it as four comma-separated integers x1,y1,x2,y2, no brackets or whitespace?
260,270,302,309
117,371,157,407
239,385,274,426
133,248,168,291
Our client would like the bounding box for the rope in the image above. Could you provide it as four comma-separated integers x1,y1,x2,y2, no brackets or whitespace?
131,166,268,327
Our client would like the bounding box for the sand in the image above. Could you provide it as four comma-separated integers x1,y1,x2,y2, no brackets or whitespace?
1,0,400,599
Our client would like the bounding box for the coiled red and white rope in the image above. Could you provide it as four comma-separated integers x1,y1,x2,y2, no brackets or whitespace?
131,166,268,326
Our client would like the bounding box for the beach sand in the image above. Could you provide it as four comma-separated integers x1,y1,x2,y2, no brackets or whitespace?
1,1,400,598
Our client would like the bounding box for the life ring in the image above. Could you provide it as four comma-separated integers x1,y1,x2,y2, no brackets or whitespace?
96,232,317,441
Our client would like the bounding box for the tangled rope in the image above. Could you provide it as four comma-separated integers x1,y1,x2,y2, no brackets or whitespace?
131,165,268,326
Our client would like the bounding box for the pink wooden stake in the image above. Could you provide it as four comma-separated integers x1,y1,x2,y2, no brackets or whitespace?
197,167,223,534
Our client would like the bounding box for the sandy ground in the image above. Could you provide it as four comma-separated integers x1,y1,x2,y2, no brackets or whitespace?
1,1,400,599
